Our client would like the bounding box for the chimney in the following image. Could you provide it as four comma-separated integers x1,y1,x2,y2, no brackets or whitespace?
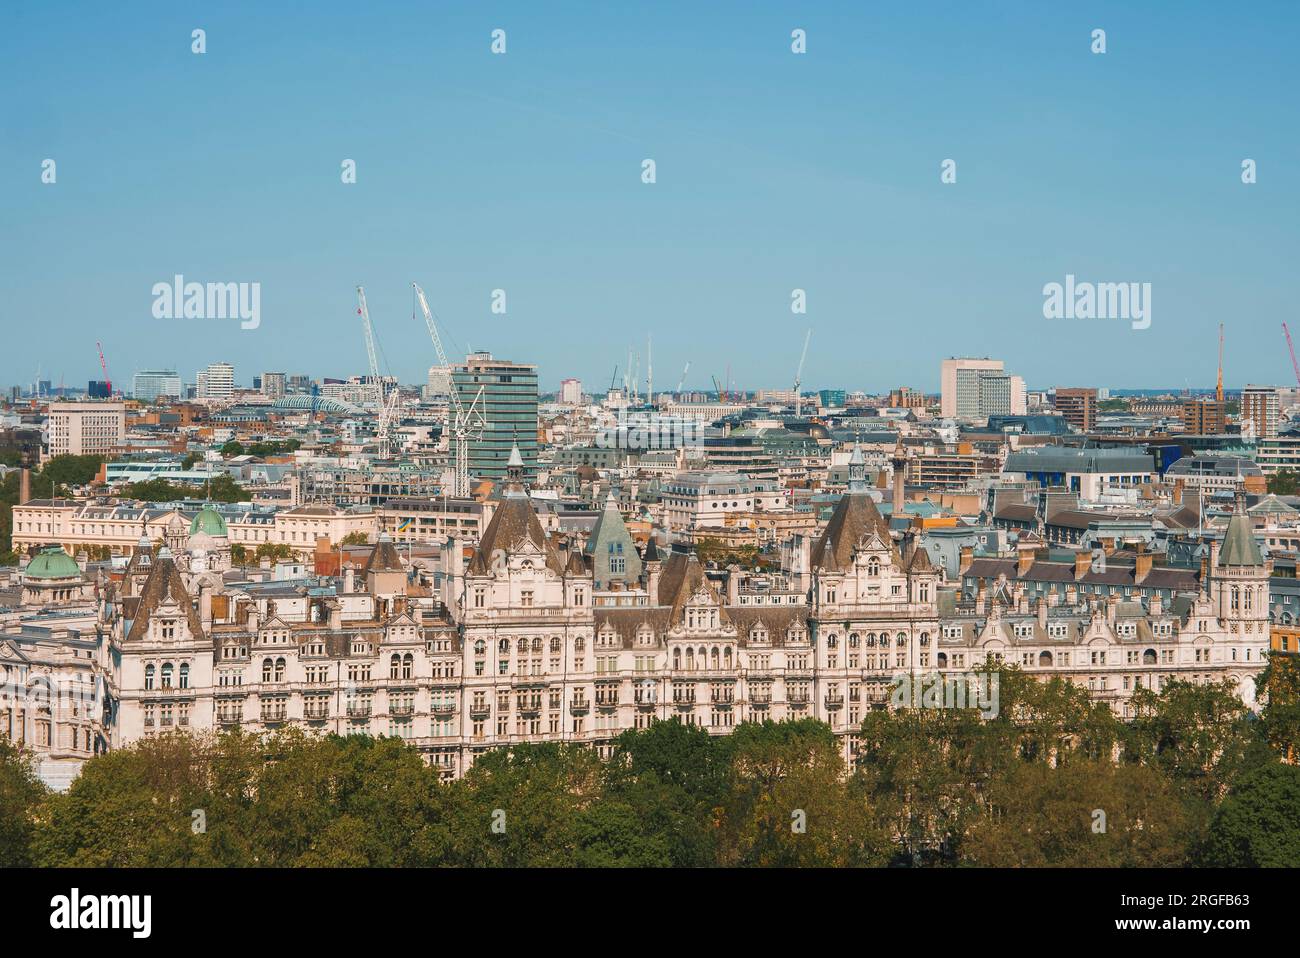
199,583,213,629
1134,545,1153,584
959,546,974,576
1150,590,1163,616
1106,592,1119,625
726,566,740,605
19,467,30,505
343,566,355,594
1036,596,1048,628
247,603,260,632
1017,545,1034,577
1074,551,1092,580
975,580,987,614
328,600,342,631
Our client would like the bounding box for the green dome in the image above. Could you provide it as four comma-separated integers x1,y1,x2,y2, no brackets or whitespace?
190,506,229,537
25,546,82,580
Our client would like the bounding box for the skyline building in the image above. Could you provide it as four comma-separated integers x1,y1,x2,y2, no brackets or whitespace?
454,352,539,481
132,369,182,402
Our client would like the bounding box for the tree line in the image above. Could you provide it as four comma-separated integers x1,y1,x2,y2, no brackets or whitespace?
3,660,1299,867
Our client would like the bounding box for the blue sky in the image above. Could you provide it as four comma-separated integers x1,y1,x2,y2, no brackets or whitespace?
2,1,1297,394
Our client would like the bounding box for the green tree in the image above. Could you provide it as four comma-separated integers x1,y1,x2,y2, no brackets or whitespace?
1268,468,1300,496
340,531,370,546
221,440,245,458
962,758,1192,867
1202,763,1300,867
0,740,47,867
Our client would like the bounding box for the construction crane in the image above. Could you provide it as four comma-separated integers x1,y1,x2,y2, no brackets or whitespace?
413,282,485,497
1283,323,1300,388
96,342,111,395
1216,322,1225,404
355,286,399,458
793,328,812,417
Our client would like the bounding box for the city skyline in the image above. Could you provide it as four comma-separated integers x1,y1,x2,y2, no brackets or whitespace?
4,1,1298,392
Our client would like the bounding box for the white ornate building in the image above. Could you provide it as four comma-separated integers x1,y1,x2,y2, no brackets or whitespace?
80,446,1271,778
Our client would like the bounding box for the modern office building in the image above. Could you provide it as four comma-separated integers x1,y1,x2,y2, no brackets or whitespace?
261,371,287,399
1183,397,1227,435
196,362,235,401
559,378,583,405
46,401,125,458
1241,385,1280,439
1053,387,1098,431
132,369,182,402
453,352,539,481
940,358,1026,419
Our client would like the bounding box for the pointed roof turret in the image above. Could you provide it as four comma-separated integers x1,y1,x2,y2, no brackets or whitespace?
1218,493,1264,567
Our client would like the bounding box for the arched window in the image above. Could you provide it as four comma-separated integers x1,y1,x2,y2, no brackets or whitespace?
1038,650,1052,667
274,658,286,682
711,647,720,669
531,638,542,652
262,658,273,683
685,648,696,670
161,663,173,688
144,664,155,690
550,636,561,652
936,652,948,668
848,633,860,648
390,654,401,679
827,633,839,648
1143,648,1157,665
919,632,930,647
403,653,414,679
867,557,880,576
724,647,732,666
879,634,890,649
896,632,907,647
498,639,510,654
866,633,877,647
179,663,190,689
474,640,485,656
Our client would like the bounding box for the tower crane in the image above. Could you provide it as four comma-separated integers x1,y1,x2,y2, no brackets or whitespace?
355,286,399,458
677,361,690,395
793,328,812,417
1283,323,1300,388
96,342,112,395
413,282,485,497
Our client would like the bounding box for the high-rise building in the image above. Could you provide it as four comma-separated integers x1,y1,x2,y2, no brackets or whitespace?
287,375,312,394
1183,397,1227,435
132,369,182,402
261,372,287,399
426,365,452,396
196,362,235,401
941,358,1025,418
47,401,125,457
1053,387,1098,431
87,381,111,399
453,352,538,481
559,378,583,405
1241,385,1279,439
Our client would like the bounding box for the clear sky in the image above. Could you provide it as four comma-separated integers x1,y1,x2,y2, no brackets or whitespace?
2,1,1296,395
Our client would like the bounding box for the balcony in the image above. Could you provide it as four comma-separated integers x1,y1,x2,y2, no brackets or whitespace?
389,703,415,716
431,701,457,715
788,692,810,705
569,700,590,715
595,696,619,709
824,695,844,710
346,704,372,718
260,710,288,724
469,701,490,717
304,706,329,720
